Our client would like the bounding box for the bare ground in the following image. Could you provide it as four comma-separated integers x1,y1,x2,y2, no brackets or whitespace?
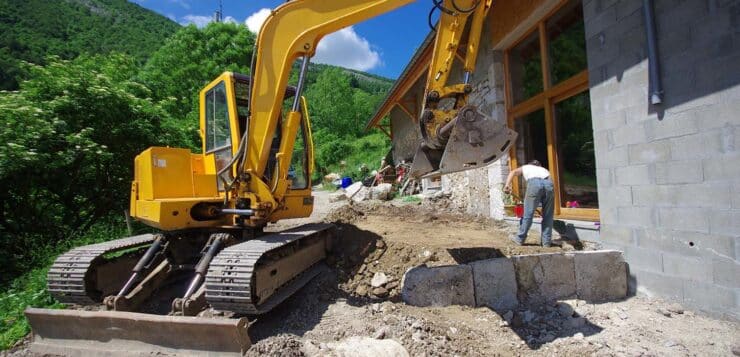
6,189,739,356
248,190,740,356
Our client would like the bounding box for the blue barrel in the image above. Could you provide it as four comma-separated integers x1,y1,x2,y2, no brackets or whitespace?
340,177,353,188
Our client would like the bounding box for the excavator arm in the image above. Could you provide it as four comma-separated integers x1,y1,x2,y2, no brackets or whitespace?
230,0,515,225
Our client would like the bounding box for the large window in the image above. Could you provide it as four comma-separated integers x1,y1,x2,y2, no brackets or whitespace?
505,0,598,219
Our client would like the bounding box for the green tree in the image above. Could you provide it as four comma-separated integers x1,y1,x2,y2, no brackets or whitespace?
139,22,256,148
0,54,186,280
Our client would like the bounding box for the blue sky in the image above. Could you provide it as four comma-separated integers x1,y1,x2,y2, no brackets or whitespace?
131,0,434,79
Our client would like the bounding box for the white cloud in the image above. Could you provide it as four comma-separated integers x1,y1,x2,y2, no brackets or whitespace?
245,8,271,34
313,27,381,71
244,8,381,72
223,16,237,24
181,15,211,28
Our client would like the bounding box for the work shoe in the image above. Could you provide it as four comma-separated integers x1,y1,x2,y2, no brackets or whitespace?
509,235,524,246
542,242,552,248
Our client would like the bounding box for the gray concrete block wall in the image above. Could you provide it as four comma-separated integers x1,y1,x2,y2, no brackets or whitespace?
584,0,740,319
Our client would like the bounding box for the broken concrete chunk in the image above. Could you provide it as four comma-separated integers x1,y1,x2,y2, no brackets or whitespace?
573,250,627,302
512,253,576,304
370,183,393,200
401,265,475,307
469,258,518,311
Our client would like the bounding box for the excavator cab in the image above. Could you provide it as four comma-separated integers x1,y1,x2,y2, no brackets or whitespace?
129,72,315,230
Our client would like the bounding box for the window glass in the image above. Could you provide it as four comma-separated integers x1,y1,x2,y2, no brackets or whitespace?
509,31,543,104
514,109,549,192
289,122,309,190
205,82,231,152
547,0,587,85
555,91,598,208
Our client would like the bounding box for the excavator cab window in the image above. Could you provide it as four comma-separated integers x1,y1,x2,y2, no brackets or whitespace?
289,120,309,189
204,81,233,190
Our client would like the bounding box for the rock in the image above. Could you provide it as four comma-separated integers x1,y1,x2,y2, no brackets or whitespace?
303,340,322,356
502,311,514,323
566,317,586,329
667,303,684,315
371,303,381,313
556,302,575,318
523,310,536,323
386,281,399,290
370,183,393,200
656,307,672,317
470,258,519,310
732,345,740,356
401,265,475,307
411,332,425,342
511,313,524,327
329,191,348,202
573,332,584,340
373,287,389,297
346,182,369,202
371,272,389,288
373,326,391,340
355,285,368,297
540,334,556,343
327,336,409,357
376,240,386,249
449,327,458,334
664,340,678,348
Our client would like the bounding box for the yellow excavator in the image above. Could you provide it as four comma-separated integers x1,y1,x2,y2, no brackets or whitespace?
25,0,516,355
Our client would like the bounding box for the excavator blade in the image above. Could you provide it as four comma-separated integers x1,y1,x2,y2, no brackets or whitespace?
25,308,250,356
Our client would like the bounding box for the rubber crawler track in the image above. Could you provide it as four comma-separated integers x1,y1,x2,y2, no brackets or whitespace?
47,234,156,305
205,223,333,315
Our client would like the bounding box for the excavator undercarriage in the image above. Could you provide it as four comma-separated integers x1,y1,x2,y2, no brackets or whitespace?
29,224,333,355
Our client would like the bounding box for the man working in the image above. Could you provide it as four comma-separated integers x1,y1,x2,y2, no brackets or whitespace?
504,160,554,247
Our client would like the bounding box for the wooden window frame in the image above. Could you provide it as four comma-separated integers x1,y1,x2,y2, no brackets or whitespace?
503,0,599,221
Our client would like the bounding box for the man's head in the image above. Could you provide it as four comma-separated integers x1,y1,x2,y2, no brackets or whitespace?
528,159,541,167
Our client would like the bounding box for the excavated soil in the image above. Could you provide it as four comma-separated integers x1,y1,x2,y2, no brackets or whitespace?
245,195,740,356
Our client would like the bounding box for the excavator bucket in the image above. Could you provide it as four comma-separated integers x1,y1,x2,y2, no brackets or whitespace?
411,106,517,178
25,308,250,356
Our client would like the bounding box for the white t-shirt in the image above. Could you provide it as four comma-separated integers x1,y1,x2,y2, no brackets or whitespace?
522,164,550,181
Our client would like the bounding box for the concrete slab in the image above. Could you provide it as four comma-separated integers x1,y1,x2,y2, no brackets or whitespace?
469,258,518,311
512,253,576,304
573,250,628,302
401,265,475,307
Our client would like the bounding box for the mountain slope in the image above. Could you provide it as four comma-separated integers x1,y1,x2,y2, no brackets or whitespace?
0,0,181,90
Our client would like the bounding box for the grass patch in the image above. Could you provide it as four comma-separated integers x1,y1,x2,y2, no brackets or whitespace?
401,195,422,203
0,220,132,350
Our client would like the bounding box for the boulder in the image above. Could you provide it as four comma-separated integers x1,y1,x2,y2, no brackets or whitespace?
370,183,393,200
401,265,475,307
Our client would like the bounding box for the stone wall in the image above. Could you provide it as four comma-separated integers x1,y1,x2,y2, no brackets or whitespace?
584,0,739,319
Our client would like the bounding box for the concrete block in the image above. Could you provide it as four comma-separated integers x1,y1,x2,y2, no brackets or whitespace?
624,245,663,273
401,265,475,307
712,256,740,289
703,152,740,181
661,253,712,281
598,186,632,207
628,141,671,164
634,228,701,258
673,182,732,209
709,209,740,237
632,269,684,301
617,206,655,227
694,101,739,130
669,132,720,160
645,112,699,141
573,250,628,302
595,168,612,188
615,165,652,185
611,123,647,146
512,253,576,303
591,110,625,132
733,180,740,209
654,161,703,184
683,280,737,314
631,185,674,206
658,207,710,233
470,258,518,311
595,145,628,168
600,224,634,246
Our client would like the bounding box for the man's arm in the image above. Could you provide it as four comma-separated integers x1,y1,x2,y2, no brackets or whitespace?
504,167,523,193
